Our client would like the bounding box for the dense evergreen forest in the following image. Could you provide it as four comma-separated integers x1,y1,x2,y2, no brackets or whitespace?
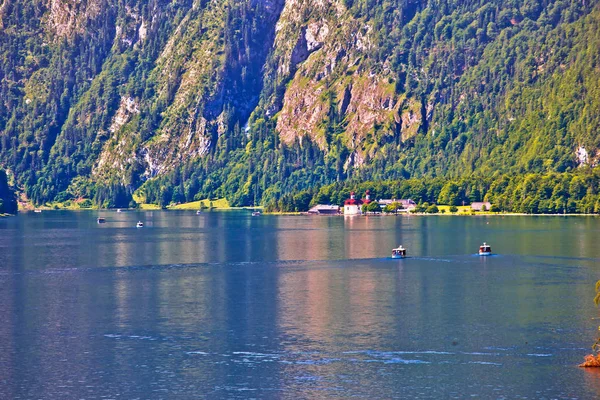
0,169,17,214
266,168,600,214
0,0,599,209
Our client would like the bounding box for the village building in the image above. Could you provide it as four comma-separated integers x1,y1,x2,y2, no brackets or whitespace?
343,191,373,215
308,205,340,215
471,202,492,211
344,192,363,215
378,199,395,208
399,199,417,210
377,199,417,212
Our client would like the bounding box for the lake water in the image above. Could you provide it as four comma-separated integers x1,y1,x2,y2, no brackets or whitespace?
1,211,600,399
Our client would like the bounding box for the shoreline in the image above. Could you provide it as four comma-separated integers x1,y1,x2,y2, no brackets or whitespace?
11,207,599,217
265,212,600,217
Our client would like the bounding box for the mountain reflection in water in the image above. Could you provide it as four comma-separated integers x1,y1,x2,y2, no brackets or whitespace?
1,211,600,398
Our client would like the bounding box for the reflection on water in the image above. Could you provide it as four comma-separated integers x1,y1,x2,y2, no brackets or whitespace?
1,212,600,398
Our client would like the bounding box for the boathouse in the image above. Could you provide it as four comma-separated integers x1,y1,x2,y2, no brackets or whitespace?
471,202,491,211
308,205,340,215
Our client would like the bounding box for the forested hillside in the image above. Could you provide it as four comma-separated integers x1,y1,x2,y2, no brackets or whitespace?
0,0,599,207
0,168,17,214
268,169,600,214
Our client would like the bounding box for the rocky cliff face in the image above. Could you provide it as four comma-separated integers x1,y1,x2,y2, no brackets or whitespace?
47,0,104,38
0,0,598,205
270,0,423,169
92,0,287,182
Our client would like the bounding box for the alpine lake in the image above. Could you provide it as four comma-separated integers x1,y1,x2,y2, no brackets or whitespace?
1,211,600,399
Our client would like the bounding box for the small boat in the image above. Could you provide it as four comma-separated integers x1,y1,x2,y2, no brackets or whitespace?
116,209,122,213
34,209,42,213
136,221,144,228
196,210,202,215
479,242,492,256
252,211,261,217
392,245,407,259
97,218,106,224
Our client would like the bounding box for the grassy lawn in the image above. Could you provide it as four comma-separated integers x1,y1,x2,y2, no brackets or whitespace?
436,205,505,215
168,198,231,210
39,199,96,210
139,203,162,210
437,205,473,214
27,198,235,211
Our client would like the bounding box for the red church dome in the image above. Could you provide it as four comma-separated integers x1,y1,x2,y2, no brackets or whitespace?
363,190,372,204
344,192,363,206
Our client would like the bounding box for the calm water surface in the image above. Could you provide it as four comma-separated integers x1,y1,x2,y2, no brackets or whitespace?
1,211,600,399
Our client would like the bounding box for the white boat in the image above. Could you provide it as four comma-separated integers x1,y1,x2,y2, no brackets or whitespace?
34,209,42,213
97,218,106,224
136,221,144,228
392,245,407,259
196,210,202,215
252,211,261,217
479,242,492,256
117,209,122,213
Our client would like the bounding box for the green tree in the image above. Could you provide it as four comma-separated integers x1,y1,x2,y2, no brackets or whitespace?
414,202,429,213
384,201,402,213
367,201,382,213
0,169,17,214
438,182,461,206
580,281,600,367
293,191,312,211
426,204,439,214
79,199,93,208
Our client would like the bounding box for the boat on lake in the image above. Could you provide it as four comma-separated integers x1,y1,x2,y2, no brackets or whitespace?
196,210,202,215
97,218,106,224
116,209,122,213
479,242,492,256
392,246,407,259
252,211,261,217
34,209,42,213
136,221,144,228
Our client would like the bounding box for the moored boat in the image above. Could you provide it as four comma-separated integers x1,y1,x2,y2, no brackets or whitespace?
97,218,106,224
252,211,261,217
196,210,202,215
479,242,492,256
392,245,407,259
136,221,144,228
34,209,42,213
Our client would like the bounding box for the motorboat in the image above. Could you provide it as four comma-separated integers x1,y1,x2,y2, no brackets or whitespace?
479,242,492,256
34,209,42,213
136,221,144,228
116,209,122,213
392,245,407,259
252,211,261,217
196,210,202,215
97,218,106,224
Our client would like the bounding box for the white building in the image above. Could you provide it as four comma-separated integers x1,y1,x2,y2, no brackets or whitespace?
344,191,375,215
344,192,363,215
378,199,417,212
308,205,340,215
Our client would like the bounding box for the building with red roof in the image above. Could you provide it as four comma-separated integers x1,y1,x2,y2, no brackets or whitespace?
344,191,372,215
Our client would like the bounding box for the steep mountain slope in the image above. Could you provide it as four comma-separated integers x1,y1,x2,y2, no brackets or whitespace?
0,0,598,207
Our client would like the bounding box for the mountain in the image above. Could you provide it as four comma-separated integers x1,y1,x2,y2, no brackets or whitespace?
0,0,599,207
